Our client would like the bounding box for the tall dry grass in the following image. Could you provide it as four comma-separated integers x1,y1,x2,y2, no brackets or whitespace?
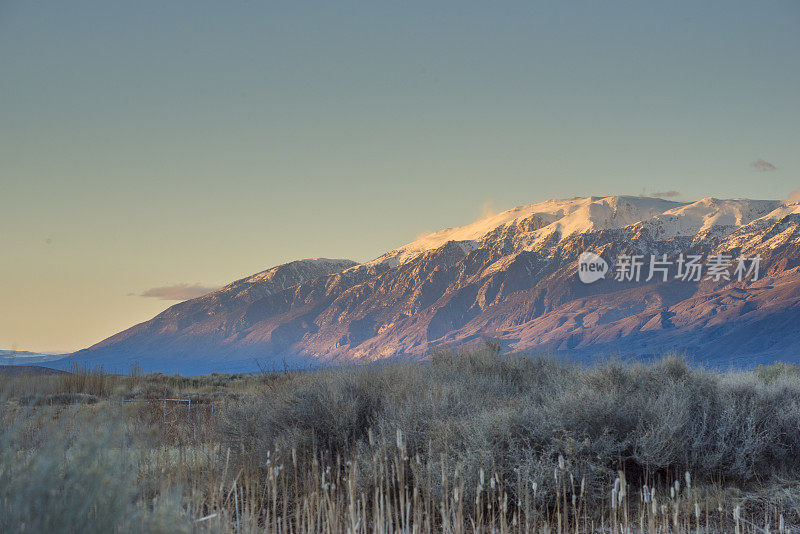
3,349,800,532
58,361,110,396
221,349,800,531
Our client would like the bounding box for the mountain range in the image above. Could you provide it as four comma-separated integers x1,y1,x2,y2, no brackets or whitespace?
66,195,800,373
0,350,68,366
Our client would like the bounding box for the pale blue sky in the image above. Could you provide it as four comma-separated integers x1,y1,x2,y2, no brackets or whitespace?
1,1,798,352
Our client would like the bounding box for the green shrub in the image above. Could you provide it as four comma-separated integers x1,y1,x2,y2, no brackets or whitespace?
0,410,191,534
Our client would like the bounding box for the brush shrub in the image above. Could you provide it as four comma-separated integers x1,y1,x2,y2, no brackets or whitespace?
0,410,191,534
223,350,800,511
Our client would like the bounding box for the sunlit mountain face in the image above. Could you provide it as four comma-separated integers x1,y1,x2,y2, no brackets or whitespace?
65,196,800,374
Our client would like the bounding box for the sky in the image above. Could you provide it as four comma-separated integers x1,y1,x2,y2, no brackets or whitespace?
1,0,798,353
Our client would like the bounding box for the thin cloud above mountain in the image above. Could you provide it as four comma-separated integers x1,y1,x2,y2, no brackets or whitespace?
140,283,220,301
480,199,497,218
651,190,681,198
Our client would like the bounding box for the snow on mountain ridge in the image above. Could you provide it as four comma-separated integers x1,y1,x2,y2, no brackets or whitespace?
757,202,800,222
662,198,778,231
541,196,682,238
368,196,785,268
230,258,358,286
370,196,680,266
630,198,780,241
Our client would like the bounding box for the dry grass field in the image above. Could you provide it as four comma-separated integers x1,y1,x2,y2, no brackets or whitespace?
3,348,800,533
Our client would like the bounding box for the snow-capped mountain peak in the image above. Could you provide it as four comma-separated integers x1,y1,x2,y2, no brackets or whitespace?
371,195,778,267
660,197,778,231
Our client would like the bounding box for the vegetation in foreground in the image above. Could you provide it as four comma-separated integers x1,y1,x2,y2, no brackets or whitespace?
3,348,800,533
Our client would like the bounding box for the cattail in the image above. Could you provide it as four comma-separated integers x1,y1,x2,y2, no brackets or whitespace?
685,471,692,491
611,488,618,509
558,454,565,470
396,428,403,450
695,502,701,520
643,484,650,504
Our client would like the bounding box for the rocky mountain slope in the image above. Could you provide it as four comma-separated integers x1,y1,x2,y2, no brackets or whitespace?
68,196,800,373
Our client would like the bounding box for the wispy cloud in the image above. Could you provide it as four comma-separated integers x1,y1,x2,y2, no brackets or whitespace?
785,190,800,206
414,229,433,240
479,199,497,219
139,283,220,301
751,159,778,172
651,190,681,198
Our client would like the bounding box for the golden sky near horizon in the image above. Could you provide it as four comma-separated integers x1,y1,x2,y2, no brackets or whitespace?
1,1,798,353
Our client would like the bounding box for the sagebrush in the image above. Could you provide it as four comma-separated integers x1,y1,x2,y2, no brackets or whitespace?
3,350,800,533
